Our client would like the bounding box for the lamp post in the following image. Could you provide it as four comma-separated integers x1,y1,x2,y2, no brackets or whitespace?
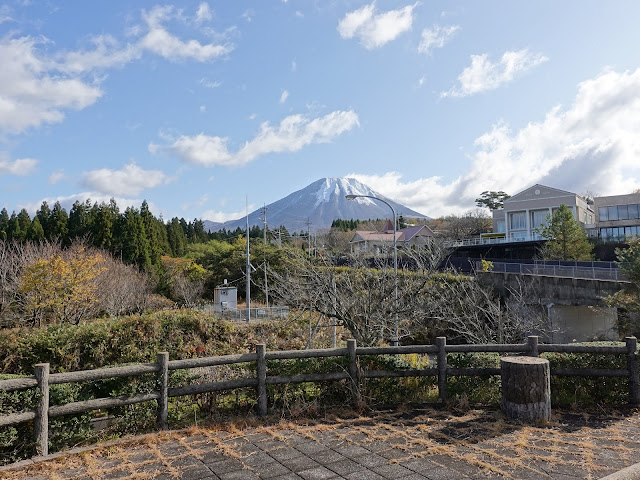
346,194,399,346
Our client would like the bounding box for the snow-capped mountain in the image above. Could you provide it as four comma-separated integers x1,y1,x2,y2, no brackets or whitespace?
203,177,428,233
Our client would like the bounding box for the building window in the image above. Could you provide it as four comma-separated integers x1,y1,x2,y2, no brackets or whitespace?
608,206,619,221
599,206,608,221
496,220,505,233
629,204,639,219
509,212,526,230
618,205,629,220
530,210,548,230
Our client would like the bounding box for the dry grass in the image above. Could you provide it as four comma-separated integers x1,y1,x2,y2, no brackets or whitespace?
1,406,638,480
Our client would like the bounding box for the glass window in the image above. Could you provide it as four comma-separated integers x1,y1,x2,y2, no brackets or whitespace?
509,212,526,230
496,220,505,233
608,206,619,221
599,206,608,221
618,205,629,220
629,204,639,219
531,210,548,229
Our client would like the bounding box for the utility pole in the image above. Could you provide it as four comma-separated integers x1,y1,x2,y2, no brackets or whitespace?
261,204,268,309
306,218,312,255
245,197,250,322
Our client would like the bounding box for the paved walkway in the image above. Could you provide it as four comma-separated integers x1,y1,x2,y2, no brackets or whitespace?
2,406,640,480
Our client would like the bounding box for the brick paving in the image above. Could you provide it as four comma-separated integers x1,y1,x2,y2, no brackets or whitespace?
1,406,639,480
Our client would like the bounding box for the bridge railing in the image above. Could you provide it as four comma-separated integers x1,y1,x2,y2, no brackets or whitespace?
1,336,638,459
477,261,628,281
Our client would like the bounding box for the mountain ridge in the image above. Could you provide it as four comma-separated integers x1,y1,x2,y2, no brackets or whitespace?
203,177,428,233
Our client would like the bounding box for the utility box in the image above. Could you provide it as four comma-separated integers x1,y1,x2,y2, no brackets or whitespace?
213,286,237,312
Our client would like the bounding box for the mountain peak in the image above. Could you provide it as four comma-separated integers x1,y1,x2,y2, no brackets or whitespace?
204,177,428,233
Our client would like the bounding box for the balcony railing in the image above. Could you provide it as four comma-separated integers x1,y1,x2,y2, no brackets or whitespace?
444,232,545,248
477,260,627,281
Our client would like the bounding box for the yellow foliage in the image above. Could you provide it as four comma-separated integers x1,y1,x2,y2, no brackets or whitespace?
19,251,106,325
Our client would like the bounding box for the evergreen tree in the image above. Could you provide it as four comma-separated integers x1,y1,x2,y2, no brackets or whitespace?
167,217,187,256
140,200,169,265
91,202,115,250
69,200,93,240
118,207,151,270
7,213,23,241
17,209,31,237
27,216,45,241
36,202,52,239
0,208,9,240
48,202,69,242
537,204,593,261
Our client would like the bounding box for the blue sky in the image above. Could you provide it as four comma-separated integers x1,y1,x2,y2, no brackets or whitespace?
2,1,640,223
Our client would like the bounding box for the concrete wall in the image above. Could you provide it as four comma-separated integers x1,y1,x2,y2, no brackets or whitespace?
549,305,618,343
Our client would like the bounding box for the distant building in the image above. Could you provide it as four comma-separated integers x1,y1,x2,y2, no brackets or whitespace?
491,184,594,242
349,221,435,253
593,192,640,241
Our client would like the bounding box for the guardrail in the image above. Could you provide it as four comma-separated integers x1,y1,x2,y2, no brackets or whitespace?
479,261,627,281
1,336,637,459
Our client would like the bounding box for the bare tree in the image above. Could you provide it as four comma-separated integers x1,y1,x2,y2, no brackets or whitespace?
268,242,548,346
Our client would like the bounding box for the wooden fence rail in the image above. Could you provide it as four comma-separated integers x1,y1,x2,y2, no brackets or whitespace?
0,336,638,458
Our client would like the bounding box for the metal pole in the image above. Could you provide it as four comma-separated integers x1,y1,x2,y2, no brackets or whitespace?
246,198,250,322
345,194,398,346
263,204,268,309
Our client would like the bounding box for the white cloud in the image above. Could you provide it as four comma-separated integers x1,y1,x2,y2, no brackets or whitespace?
279,89,289,104
82,162,172,196
155,109,360,167
337,2,417,50
350,68,640,217
241,9,254,22
200,105,206,112
295,11,304,18
417,75,426,87
291,60,297,72
195,3,212,23
200,78,221,88
443,49,548,97
20,192,157,217
0,157,38,176
0,36,103,134
418,24,459,55
182,194,208,211
0,4,232,135
48,170,65,184
202,206,254,223
140,5,232,62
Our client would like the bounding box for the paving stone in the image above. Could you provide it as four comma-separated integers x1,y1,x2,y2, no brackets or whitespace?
295,442,329,455
269,474,303,480
279,456,321,473
352,453,387,468
269,447,303,461
241,451,276,467
218,469,260,479
371,462,415,478
325,458,362,476
256,461,295,479
399,475,430,480
180,464,218,480
297,466,338,480
344,470,384,480
306,449,345,464
333,445,370,458
201,450,230,464
207,459,247,475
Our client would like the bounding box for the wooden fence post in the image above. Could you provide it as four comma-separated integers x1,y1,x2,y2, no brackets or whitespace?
157,352,169,430
436,337,447,402
347,339,359,403
527,336,539,357
256,344,267,416
627,337,639,405
34,363,49,456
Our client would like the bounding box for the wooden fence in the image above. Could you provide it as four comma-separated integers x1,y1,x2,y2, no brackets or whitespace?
0,336,638,458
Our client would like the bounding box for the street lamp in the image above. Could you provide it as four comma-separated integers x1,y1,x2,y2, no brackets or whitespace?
346,194,399,346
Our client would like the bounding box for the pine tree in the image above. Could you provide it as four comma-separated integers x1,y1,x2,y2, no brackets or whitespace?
36,202,52,240
537,204,593,261
27,216,45,241
69,200,93,240
49,202,69,243
0,208,9,240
